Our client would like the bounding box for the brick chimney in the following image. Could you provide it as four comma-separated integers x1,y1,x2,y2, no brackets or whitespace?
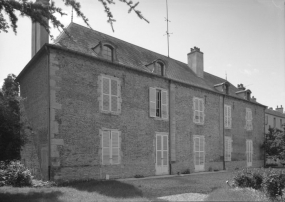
31,0,49,57
187,47,204,78
276,105,284,113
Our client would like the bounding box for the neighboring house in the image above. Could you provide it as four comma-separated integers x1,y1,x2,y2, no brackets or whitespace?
265,106,285,133
17,22,266,181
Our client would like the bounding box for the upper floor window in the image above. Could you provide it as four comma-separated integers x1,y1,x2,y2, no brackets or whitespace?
245,108,253,131
224,105,232,129
149,87,168,120
99,75,121,114
102,45,113,61
193,97,205,124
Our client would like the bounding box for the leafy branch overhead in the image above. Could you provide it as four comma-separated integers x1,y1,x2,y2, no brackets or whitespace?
0,0,149,38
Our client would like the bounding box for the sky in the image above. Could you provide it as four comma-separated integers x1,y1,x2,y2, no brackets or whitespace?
0,0,284,109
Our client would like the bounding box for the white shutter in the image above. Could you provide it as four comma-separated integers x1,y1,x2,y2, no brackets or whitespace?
117,80,121,113
110,79,118,112
161,90,168,119
149,87,156,117
200,137,205,165
224,105,227,127
200,99,205,124
225,137,229,161
193,98,199,123
102,130,110,165
111,131,120,164
228,106,232,128
102,77,110,111
194,137,199,165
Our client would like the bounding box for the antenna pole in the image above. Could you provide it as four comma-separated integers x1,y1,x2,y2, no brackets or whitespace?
166,0,170,57
71,7,74,23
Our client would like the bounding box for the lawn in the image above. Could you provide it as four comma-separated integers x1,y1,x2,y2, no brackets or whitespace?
0,171,266,202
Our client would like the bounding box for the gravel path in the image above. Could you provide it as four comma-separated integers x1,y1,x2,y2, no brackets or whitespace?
157,193,208,201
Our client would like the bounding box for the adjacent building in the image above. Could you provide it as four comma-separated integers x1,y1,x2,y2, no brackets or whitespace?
265,106,285,133
17,22,266,181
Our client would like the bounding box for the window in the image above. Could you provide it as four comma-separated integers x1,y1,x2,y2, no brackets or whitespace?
224,105,232,129
245,108,253,131
225,136,232,161
102,45,113,61
101,129,121,165
274,118,276,128
156,62,164,76
246,139,253,167
194,135,205,171
149,87,168,119
193,97,205,124
100,75,121,114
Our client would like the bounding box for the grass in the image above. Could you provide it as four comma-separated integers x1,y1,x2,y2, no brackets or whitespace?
204,187,268,201
0,170,272,201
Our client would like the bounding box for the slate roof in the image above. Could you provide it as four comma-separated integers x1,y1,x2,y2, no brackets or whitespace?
54,23,263,105
265,108,285,118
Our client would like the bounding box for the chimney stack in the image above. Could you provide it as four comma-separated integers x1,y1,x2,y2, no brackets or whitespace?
276,105,284,113
31,0,49,57
187,47,204,78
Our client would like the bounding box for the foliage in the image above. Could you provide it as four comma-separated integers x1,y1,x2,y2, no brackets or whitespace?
0,160,33,187
134,174,144,178
233,168,263,190
262,169,285,200
0,74,25,161
263,127,285,161
0,0,149,38
181,169,190,174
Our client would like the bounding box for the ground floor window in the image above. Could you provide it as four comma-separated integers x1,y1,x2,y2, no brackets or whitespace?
101,129,121,165
194,135,205,171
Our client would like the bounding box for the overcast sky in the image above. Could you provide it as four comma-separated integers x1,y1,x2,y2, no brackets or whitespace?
0,0,284,109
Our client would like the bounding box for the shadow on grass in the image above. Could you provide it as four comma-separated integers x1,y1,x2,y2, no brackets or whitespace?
0,190,63,202
59,180,143,198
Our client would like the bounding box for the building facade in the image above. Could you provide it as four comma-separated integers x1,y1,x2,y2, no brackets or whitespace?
17,23,266,181
265,106,285,133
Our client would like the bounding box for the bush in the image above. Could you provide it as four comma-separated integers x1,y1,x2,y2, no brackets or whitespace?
181,169,190,174
0,160,33,187
262,169,285,200
233,168,263,190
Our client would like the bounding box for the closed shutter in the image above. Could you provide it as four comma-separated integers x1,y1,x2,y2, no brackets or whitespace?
200,99,205,124
110,79,118,112
194,137,199,165
224,105,228,127
225,137,229,161
117,80,122,113
161,90,168,119
228,106,232,128
200,137,205,165
111,131,120,164
249,110,253,130
102,130,110,165
102,77,110,111
193,98,199,123
149,87,156,117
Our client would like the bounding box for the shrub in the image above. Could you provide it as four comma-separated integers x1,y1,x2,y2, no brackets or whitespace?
262,169,285,200
134,174,144,178
233,169,263,190
181,169,190,174
0,160,33,187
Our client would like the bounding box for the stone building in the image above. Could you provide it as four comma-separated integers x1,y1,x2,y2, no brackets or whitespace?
17,22,266,180
265,106,285,133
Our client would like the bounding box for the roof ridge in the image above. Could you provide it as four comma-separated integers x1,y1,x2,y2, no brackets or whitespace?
69,22,189,66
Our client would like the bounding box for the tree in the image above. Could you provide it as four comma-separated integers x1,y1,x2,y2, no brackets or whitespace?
263,127,285,161
0,74,26,161
0,0,149,39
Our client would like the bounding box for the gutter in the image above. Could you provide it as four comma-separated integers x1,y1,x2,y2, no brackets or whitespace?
222,95,225,170
45,45,51,180
169,80,171,175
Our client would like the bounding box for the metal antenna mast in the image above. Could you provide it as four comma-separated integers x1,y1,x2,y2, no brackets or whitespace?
71,7,74,23
165,0,172,58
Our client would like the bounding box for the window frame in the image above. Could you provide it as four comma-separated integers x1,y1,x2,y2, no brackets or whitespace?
193,97,205,125
149,87,168,120
101,129,121,165
99,74,121,115
245,108,253,131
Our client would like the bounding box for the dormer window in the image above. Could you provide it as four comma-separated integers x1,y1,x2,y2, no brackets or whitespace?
102,45,113,61
156,62,164,76
145,60,165,76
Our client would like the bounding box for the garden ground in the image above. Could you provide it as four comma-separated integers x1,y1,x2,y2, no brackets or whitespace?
0,170,269,202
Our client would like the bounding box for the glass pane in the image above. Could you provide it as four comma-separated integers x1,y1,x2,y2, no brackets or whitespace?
102,131,110,147
163,151,167,165
112,148,119,164
200,152,204,164
111,96,117,112
103,45,112,61
111,132,119,147
111,79,118,96
157,151,162,166
200,138,204,151
103,148,110,164
194,138,199,151
195,152,199,165
163,136,167,150
157,136,162,150
103,78,109,94
103,95,110,111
